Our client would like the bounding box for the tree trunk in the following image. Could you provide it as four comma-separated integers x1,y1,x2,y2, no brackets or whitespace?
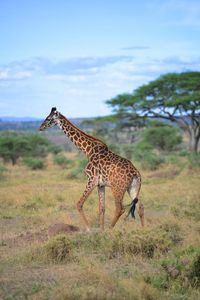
11,156,17,165
189,130,200,153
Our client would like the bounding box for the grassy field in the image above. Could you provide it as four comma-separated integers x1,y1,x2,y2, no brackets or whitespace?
0,153,200,300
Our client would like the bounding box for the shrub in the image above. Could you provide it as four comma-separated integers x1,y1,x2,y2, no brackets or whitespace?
53,154,73,168
23,157,46,170
108,143,122,155
26,234,73,264
44,234,72,262
108,228,173,259
142,122,182,152
47,143,63,154
121,144,135,160
133,139,164,170
0,134,31,165
159,222,182,244
26,134,50,158
0,133,53,164
188,153,200,169
142,153,164,170
0,164,7,179
157,247,200,292
68,158,88,179
190,253,200,287
134,140,154,154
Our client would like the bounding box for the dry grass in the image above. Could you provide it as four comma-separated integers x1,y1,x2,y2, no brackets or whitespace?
0,154,200,300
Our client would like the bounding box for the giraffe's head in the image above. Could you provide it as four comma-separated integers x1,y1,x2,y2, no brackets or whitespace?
39,107,59,131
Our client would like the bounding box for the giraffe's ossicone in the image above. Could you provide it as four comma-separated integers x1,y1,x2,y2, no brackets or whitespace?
39,107,144,230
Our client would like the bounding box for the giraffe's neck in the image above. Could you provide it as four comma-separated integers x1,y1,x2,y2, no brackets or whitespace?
57,113,107,157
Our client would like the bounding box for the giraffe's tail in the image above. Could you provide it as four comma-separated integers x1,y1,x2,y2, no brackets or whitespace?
125,198,138,219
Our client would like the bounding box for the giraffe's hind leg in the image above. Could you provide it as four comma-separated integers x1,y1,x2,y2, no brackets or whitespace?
98,185,105,230
110,186,125,228
77,179,96,231
127,177,144,226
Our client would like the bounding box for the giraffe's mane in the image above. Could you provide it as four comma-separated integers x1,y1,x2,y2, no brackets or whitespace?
59,113,108,148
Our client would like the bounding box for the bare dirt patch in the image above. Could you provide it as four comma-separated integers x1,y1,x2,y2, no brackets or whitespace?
48,223,80,237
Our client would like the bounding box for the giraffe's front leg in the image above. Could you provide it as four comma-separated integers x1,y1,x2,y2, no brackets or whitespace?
77,179,96,232
98,185,105,230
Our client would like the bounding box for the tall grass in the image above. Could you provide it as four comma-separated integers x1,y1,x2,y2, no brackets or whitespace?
1,152,200,300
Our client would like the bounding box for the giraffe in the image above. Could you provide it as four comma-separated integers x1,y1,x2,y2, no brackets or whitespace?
39,107,144,231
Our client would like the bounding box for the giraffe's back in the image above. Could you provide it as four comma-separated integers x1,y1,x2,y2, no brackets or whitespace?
90,148,141,188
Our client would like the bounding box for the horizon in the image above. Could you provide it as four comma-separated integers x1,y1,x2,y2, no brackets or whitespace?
1,0,200,118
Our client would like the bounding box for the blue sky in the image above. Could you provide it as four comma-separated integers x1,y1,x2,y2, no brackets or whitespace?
0,0,200,118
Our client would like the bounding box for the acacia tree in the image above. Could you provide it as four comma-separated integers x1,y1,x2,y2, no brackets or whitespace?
107,72,200,152
0,133,51,165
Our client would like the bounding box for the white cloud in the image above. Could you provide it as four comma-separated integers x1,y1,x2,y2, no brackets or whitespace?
0,54,200,117
0,68,32,81
121,46,150,51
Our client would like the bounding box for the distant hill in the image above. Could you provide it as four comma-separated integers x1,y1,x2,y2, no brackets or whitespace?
0,117,94,132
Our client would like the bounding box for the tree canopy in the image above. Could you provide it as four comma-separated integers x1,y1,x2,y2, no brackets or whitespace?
0,133,54,165
107,72,200,152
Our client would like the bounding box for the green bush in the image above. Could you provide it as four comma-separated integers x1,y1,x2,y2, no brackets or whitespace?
53,154,73,168
0,133,53,164
133,145,164,170
26,134,50,158
26,234,73,264
0,164,7,179
190,253,200,287
142,153,164,170
44,234,72,262
121,144,135,160
188,153,200,168
48,143,63,154
68,158,88,179
23,157,46,170
155,247,200,292
108,227,177,259
108,143,122,155
0,134,31,165
71,227,179,260
142,122,182,152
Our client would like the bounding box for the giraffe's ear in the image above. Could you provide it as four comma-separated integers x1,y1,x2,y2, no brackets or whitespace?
51,107,57,113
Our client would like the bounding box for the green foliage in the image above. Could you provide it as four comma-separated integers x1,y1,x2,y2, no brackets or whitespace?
44,235,73,263
142,123,182,152
187,153,200,168
27,235,73,264
25,134,50,158
190,253,200,287
142,154,165,170
108,143,122,155
0,132,59,165
144,246,200,298
121,144,135,160
133,142,164,170
70,225,182,260
107,72,200,152
47,143,63,154
0,164,7,179
53,154,73,168
67,158,88,179
134,139,154,152
23,157,46,170
0,133,31,165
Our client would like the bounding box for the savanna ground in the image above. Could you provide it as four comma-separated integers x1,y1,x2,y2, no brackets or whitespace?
0,153,200,300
